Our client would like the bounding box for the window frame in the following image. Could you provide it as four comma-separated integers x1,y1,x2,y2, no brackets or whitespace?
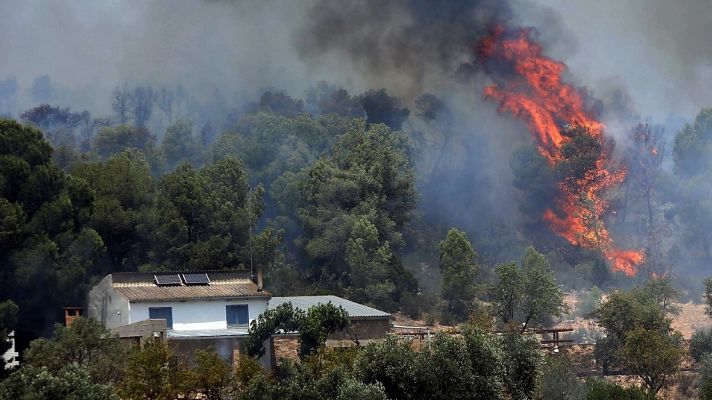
225,304,249,328
148,306,173,329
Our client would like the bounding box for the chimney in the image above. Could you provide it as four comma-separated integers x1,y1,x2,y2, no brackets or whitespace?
256,267,264,292
64,307,84,327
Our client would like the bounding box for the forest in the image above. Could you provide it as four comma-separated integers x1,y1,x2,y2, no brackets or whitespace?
3,0,712,398
3,77,712,399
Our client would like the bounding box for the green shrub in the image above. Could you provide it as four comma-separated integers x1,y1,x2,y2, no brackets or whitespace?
690,328,712,362
502,333,544,400
585,379,651,400
537,356,586,400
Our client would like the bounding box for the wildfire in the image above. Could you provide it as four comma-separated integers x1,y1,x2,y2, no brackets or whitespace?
480,27,644,275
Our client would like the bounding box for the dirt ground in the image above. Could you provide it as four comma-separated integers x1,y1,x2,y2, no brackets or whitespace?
559,292,712,340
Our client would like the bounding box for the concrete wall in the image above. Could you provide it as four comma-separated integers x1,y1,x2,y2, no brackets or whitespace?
111,319,168,346
129,298,268,330
86,275,130,329
170,337,271,368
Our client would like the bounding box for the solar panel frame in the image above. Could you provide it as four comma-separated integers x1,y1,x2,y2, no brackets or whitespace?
154,274,182,286
182,273,210,285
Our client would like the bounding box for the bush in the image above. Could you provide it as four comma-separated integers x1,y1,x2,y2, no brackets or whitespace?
462,326,506,400
501,333,544,400
0,365,118,400
690,328,712,362
699,353,712,397
585,379,651,400
537,356,586,400
336,379,388,400
355,336,419,400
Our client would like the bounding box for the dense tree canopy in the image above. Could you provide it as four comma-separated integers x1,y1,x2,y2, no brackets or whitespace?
491,246,567,332
439,228,479,322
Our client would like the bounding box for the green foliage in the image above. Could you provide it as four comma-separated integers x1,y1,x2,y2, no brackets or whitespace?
622,326,684,395
673,108,712,177
698,353,712,399
0,118,102,336
345,216,396,307
461,325,506,400
188,347,232,400
492,262,522,325
149,156,278,270
299,303,351,357
233,354,267,393
584,379,651,400
491,246,567,331
215,112,337,188
637,276,679,315
356,330,513,400
118,339,186,400
592,290,670,344
501,332,544,400
297,118,417,309
355,335,420,400
536,355,586,400
244,302,304,358
439,228,479,322
244,302,350,359
161,119,204,169
93,124,152,159
691,328,712,362
335,378,387,400
0,365,118,400
417,334,480,400
592,284,683,394
72,150,154,269
23,317,130,385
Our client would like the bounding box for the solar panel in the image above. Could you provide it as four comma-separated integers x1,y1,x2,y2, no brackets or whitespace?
182,273,210,285
154,274,182,286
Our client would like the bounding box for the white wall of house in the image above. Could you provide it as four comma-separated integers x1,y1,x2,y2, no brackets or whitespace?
87,276,130,329
2,331,19,370
129,298,268,330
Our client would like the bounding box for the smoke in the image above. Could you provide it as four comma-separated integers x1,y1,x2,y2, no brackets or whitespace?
519,0,712,123
0,0,328,113
296,0,512,98
2,0,712,278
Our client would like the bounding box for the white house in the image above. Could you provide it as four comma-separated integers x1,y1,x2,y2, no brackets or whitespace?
2,331,19,370
87,271,270,364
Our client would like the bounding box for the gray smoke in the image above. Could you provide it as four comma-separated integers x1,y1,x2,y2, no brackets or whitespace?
2,0,712,274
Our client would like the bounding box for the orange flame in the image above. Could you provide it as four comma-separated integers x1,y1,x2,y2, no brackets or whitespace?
480,27,644,275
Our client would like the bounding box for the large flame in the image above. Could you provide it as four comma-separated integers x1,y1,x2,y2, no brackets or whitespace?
480,27,644,275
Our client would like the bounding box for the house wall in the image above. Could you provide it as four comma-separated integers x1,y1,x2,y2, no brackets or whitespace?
86,275,130,329
2,331,19,370
129,298,268,330
170,337,271,369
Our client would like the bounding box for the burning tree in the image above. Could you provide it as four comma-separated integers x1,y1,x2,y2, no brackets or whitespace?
479,27,643,275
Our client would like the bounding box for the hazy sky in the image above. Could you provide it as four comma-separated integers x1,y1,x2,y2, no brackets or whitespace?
0,0,709,125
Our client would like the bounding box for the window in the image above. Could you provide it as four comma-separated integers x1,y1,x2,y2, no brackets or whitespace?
226,305,249,327
148,307,173,329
